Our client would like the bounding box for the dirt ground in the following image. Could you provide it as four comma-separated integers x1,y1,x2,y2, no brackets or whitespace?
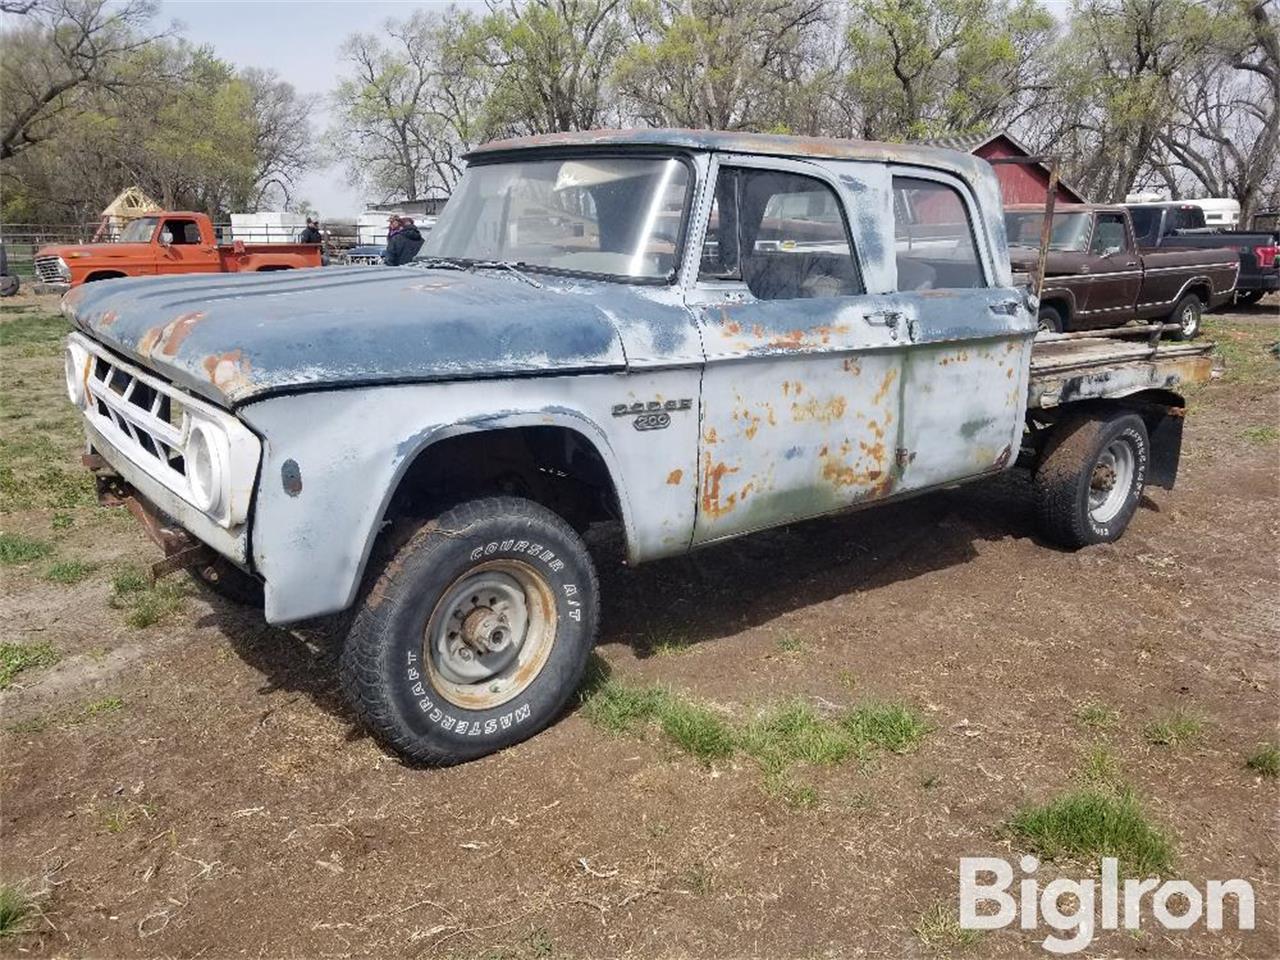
1,290,1277,959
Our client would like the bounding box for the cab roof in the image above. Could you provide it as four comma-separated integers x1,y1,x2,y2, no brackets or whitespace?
466,128,985,176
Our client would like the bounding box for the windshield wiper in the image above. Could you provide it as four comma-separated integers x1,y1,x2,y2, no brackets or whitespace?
412,256,471,271
467,259,543,289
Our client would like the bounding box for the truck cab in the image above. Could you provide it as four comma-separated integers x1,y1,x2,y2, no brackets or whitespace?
60,131,1210,766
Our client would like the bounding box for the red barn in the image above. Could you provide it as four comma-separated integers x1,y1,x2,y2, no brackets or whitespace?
923,131,1087,206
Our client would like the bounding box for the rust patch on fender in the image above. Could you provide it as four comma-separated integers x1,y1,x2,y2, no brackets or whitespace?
666,469,683,485
872,368,898,404
701,455,740,518
96,310,118,329
791,395,847,424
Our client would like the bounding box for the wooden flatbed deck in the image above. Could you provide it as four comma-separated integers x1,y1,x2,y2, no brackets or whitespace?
1028,326,1213,410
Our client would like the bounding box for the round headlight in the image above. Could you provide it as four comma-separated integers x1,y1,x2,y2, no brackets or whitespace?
64,343,88,406
186,421,227,514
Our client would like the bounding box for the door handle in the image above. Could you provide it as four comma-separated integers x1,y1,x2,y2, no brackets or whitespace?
864,310,903,326
1125,261,1137,267
1078,265,1091,274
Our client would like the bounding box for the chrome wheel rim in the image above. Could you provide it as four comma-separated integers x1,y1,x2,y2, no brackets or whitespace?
1089,440,1135,524
425,560,557,710
1179,302,1198,335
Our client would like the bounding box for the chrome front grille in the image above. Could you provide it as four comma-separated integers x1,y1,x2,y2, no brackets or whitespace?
85,352,189,482
34,256,65,284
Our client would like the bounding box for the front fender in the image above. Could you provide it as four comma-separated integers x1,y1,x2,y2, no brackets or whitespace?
237,371,700,624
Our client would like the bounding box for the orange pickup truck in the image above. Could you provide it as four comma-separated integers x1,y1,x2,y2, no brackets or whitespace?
33,212,322,291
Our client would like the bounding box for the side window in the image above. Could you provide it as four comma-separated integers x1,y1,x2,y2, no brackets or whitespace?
892,176,984,291
698,167,862,300
1089,215,1129,255
162,220,200,245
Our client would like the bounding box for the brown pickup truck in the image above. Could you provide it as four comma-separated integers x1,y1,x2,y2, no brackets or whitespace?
33,212,322,292
1004,203,1239,338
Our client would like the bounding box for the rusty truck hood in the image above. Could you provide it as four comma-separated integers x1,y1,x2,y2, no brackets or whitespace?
62,265,632,407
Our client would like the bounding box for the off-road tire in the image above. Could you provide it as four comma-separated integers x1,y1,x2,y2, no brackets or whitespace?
1170,293,1203,340
1034,413,1149,549
191,557,265,607
0,275,18,298
1038,304,1065,333
340,496,598,766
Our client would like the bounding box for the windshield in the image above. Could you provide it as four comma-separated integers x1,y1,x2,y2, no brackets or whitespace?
119,217,159,243
1003,212,1093,251
423,156,690,280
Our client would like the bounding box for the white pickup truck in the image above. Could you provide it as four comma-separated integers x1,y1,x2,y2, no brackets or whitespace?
61,130,1211,764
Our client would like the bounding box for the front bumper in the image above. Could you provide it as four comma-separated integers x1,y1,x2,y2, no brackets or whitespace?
89,462,221,578
33,281,70,296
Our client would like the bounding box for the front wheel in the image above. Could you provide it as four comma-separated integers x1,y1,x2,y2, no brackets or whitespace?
1034,413,1150,548
1170,293,1203,339
340,496,598,765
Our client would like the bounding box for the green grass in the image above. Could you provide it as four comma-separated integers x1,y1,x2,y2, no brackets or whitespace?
776,633,806,654
1007,789,1173,876
580,673,929,796
1075,745,1125,792
109,565,188,628
915,901,981,951
43,558,98,584
0,641,59,689
1245,742,1280,778
1144,708,1204,747
0,312,67,348
1202,317,1280,386
74,696,124,723
1241,425,1279,444
0,532,52,565
1075,701,1120,730
0,883,35,938
658,699,735,762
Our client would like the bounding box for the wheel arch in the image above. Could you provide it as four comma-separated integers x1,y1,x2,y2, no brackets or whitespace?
347,411,638,610
84,270,127,283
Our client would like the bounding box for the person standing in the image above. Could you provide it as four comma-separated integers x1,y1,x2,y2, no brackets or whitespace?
299,217,322,244
384,215,424,266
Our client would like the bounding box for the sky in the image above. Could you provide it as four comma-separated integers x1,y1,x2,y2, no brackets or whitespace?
161,1,482,218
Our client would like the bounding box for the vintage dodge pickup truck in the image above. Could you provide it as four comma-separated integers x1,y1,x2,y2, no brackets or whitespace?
61,130,1212,764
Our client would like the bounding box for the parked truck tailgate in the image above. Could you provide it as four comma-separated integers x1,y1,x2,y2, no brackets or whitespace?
1028,332,1213,409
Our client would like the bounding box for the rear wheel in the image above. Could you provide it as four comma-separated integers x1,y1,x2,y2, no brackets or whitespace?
1170,293,1203,339
1034,412,1149,548
340,496,598,766
1038,304,1065,333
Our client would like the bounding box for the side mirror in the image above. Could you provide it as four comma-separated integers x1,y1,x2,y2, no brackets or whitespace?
159,231,173,247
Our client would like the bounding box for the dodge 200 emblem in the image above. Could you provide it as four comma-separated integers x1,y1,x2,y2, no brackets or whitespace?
612,398,692,432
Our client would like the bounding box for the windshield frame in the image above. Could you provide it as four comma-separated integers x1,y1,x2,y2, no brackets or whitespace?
1004,211,1094,252
430,149,698,287
119,217,160,244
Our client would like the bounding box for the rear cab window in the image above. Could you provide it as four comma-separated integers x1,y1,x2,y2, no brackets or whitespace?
892,176,985,291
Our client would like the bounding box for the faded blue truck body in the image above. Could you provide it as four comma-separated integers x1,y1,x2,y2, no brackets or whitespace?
65,130,1052,623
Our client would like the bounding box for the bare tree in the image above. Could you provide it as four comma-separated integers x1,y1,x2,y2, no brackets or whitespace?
242,68,316,209
0,0,171,160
